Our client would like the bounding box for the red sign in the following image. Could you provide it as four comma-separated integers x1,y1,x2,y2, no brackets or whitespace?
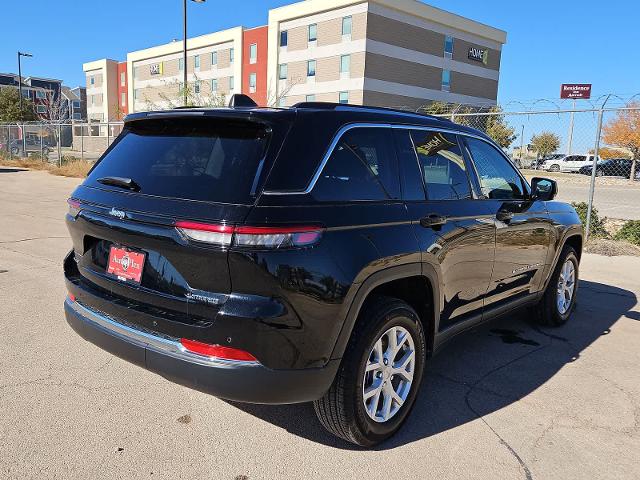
107,246,145,284
561,84,592,99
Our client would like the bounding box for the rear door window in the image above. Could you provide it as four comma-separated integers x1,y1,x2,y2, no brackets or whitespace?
410,130,472,200
86,118,269,204
312,127,400,202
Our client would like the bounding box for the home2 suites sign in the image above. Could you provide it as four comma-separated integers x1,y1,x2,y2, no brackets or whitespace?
468,47,488,65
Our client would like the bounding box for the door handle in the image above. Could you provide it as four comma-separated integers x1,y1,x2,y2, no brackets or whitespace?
420,214,447,228
496,209,514,222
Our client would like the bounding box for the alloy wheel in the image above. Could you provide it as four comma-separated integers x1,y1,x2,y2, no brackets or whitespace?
362,326,415,423
556,259,576,315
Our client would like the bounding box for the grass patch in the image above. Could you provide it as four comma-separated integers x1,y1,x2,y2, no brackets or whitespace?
584,238,640,256
0,154,92,178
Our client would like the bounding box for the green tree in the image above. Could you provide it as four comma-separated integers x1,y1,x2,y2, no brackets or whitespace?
485,106,516,149
0,88,37,122
531,132,561,159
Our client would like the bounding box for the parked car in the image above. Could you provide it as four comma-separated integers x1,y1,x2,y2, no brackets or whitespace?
578,158,634,177
542,154,600,173
6,137,53,157
63,97,583,447
532,153,564,170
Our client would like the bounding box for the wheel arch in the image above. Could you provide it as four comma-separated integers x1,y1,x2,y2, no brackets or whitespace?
330,263,440,361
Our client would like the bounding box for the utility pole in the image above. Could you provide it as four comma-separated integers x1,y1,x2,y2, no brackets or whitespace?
17,51,33,154
519,124,525,165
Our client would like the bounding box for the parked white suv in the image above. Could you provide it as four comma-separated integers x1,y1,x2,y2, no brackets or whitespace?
542,154,601,173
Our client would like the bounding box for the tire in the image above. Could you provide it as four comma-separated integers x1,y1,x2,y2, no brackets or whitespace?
549,164,560,172
534,246,579,326
313,296,426,447
10,147,19,155
596,169,604,177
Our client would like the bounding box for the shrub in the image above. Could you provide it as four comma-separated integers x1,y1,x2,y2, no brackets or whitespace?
615,220,640,246
571,202,608,237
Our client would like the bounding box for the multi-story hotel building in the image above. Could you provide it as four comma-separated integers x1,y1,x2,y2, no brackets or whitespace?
82,0,506,122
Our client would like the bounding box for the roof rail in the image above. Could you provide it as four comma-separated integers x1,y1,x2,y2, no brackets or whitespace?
291,102,450,122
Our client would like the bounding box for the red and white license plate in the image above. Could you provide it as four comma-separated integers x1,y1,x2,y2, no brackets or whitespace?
107,246,146,284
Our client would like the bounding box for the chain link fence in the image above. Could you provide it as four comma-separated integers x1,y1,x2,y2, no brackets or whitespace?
0,121,124,166
1,107,638,241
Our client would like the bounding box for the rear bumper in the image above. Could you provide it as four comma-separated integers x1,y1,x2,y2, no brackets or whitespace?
64,298,339,404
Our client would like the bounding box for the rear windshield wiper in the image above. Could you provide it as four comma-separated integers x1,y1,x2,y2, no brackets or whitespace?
97,176,141,192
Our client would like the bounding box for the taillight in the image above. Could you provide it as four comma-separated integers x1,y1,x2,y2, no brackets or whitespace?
179,338,257,362
175,221,323,249
67,198,81,218
175,221,234,246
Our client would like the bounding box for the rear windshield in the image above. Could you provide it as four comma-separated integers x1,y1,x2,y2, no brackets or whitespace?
86,118,269,204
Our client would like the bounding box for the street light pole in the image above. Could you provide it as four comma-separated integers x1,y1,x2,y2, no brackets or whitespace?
17,51,33,120
519,124,525,165
183,0,206,107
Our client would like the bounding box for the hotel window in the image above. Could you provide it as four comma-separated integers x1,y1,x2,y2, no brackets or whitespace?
194,55,200,70
340,55,350,74
308,24,317,42
36,105,46,114
134,89,139,101
307,59,316,77
249,43,257,64
134,67,139,79
91,95,95,106
280,30,288,47
278,64,288,80
278,97,286,107
120,71,126,86
229,76,235,91
90,76,94,85
230,48,235,63
194,81,200,94
211,78,218,92
121,92,126,106
249,73,257,93
339,91,349,104
72,100,80,108
179,58,184,71
36,90,46,99
342,16,352,36
441,69,451,92
444,35,454,59
306,94,316,102
212,51,218,66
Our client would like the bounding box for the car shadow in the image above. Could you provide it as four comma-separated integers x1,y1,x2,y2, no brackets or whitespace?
0,168,26,173
226,280,637,450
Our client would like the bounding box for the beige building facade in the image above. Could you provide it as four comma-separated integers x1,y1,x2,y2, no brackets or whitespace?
83,59,119,122
127,27,243,113
82,0,506,121
268,0,507,108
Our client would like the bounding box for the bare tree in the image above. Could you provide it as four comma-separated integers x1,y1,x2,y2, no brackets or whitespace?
36,90,71,162
142,74,229,111
266,75,303,107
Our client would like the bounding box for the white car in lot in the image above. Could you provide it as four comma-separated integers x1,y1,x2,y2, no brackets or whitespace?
542,154,601,173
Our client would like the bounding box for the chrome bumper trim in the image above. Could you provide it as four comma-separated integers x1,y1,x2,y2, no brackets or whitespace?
65,299,260,368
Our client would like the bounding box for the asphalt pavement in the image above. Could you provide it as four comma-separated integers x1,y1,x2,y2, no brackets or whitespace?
1,169,639,480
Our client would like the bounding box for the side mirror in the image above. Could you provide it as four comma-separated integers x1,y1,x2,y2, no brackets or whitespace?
531,177,557,201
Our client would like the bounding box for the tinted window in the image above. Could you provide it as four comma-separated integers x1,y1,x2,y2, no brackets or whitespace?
313,128,399,202
86,119,269,205
410,131,471,200
464,137,524,200
393,129,425,201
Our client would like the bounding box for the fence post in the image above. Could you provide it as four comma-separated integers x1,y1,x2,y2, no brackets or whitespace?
585,109,605,239
40,123,43,161
81,124,84,161
57,123,62,167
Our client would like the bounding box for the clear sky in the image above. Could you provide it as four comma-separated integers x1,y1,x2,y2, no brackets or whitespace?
1,0,639,105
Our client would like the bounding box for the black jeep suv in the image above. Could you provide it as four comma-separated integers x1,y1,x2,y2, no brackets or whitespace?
64,99,582,446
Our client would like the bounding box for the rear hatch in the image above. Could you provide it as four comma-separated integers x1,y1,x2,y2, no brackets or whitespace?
66,110,291,329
